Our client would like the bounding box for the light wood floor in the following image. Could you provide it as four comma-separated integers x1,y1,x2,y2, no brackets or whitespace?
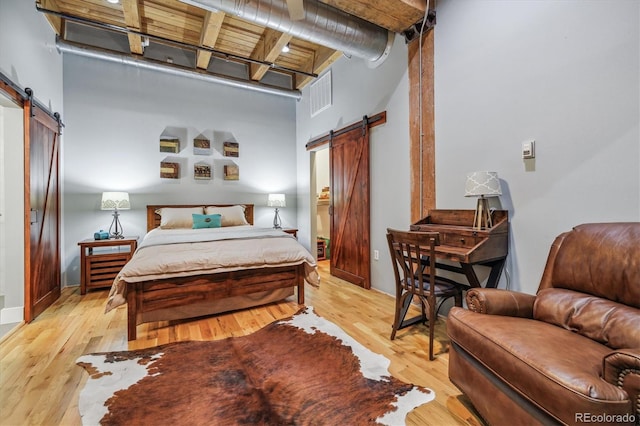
0,261,477,425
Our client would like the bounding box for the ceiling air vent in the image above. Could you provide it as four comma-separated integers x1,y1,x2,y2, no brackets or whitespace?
310,70,332,117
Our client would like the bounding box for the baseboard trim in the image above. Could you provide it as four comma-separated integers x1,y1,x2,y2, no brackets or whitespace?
1,306,24,324
0,321,24,344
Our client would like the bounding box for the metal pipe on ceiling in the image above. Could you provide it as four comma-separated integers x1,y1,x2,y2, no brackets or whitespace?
180,0,394,66
56,39,302,100
36,5,317,79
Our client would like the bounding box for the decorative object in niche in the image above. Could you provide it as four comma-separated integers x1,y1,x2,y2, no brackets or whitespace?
194,135,211,155
194,162,212,180
223,141,239,157
318,186,330,200
224,164,239,180
160,136,180,153
160,161,180,179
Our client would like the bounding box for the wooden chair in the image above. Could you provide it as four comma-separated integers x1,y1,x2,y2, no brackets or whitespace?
386,228,464,360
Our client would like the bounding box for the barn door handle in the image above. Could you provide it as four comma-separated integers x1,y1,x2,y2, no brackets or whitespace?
328,205,333,216
30,209,38,224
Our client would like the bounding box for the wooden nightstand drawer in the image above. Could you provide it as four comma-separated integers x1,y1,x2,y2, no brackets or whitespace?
85,252,131,291
78,237,138,294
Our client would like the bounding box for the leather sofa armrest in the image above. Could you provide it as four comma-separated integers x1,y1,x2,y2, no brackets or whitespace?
466,288,535,318
603,349,640,418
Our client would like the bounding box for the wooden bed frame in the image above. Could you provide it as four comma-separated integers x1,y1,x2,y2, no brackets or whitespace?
124,204,305,340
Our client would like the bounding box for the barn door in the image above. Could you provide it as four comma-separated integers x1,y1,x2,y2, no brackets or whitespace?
24,100,61,321
329,119,371,289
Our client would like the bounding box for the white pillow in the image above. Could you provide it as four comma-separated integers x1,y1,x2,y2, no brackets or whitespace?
205,205,249,227
156,207,204,229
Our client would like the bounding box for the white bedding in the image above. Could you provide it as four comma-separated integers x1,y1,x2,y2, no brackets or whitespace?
105,226,319,312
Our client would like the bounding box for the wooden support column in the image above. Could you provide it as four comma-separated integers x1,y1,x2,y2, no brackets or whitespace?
408,29,435,223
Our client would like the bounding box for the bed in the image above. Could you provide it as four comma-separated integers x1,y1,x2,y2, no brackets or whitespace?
105,204,319,340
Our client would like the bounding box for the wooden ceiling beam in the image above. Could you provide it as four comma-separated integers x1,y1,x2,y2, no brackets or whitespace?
196,11,226,70
249,29,293,81
122,0,143,55
319,0,425,32
36,0,63,35
294,46,342,89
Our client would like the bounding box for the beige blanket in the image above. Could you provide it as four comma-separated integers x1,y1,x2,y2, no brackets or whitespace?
105,226,319,312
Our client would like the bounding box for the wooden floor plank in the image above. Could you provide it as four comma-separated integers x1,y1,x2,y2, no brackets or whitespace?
0,261,478,425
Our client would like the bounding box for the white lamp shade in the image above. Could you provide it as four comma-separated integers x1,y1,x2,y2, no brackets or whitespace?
101,192,130,210
267,193,286,207
465,171,502,197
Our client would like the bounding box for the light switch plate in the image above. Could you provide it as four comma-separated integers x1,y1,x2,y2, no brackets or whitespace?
522,140,535,159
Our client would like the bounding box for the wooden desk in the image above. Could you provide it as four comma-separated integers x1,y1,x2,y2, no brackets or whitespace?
410,209,509,288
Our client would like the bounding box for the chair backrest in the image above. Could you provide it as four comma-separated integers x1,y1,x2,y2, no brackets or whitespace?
538,223,640,307
386,228,440,297
534,223,640,349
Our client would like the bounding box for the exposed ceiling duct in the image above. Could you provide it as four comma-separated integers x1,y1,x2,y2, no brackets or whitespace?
181,0,394,67
56,39,302,100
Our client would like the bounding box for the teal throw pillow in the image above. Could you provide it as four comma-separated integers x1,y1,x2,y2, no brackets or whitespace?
192,213,222,229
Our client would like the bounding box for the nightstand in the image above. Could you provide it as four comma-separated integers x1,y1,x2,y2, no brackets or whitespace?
283,228,298,239
78,237,138,294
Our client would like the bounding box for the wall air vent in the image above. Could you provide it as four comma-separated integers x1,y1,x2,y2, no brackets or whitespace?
310,70,332,117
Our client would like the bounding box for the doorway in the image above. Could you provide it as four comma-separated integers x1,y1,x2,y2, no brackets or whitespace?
0,94,25,332
0,76,62,326
308,119,373,289
315,148,330,263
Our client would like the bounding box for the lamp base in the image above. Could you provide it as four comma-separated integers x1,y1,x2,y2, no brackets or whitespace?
272,208,282,229
109,210,125,239
473,196,493,230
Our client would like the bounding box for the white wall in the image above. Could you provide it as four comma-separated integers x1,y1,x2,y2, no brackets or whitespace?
0,0,63,322
315,149,330,239
0,0,63,112
0,104,24,323
296,35,411,295
434,0,640,294
62,54,298,285
315,149,330,195
297,0,639,297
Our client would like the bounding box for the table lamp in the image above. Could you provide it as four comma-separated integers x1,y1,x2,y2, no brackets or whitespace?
267,193,286,229
464,171,502,230
101,191,130,239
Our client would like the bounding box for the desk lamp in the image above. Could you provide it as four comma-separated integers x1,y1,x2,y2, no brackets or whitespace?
101,191,130,239
465,171,502,230
267,193,286,229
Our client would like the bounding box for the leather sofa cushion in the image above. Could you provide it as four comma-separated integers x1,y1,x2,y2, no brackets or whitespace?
534,288,640,350
448,308,632,420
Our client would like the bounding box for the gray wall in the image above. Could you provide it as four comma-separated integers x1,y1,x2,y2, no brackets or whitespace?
61,54,298,286
296,0,639,298
434,0,640,294
0,0,63,322
1,0,639,309
296,35,411,296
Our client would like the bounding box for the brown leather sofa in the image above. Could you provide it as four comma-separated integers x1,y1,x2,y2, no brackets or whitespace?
447,223,640,426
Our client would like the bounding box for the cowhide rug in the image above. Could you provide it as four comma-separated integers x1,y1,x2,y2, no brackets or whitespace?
77,307,434,425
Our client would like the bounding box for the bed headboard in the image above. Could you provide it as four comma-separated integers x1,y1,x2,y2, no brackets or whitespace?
146,204,255,232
